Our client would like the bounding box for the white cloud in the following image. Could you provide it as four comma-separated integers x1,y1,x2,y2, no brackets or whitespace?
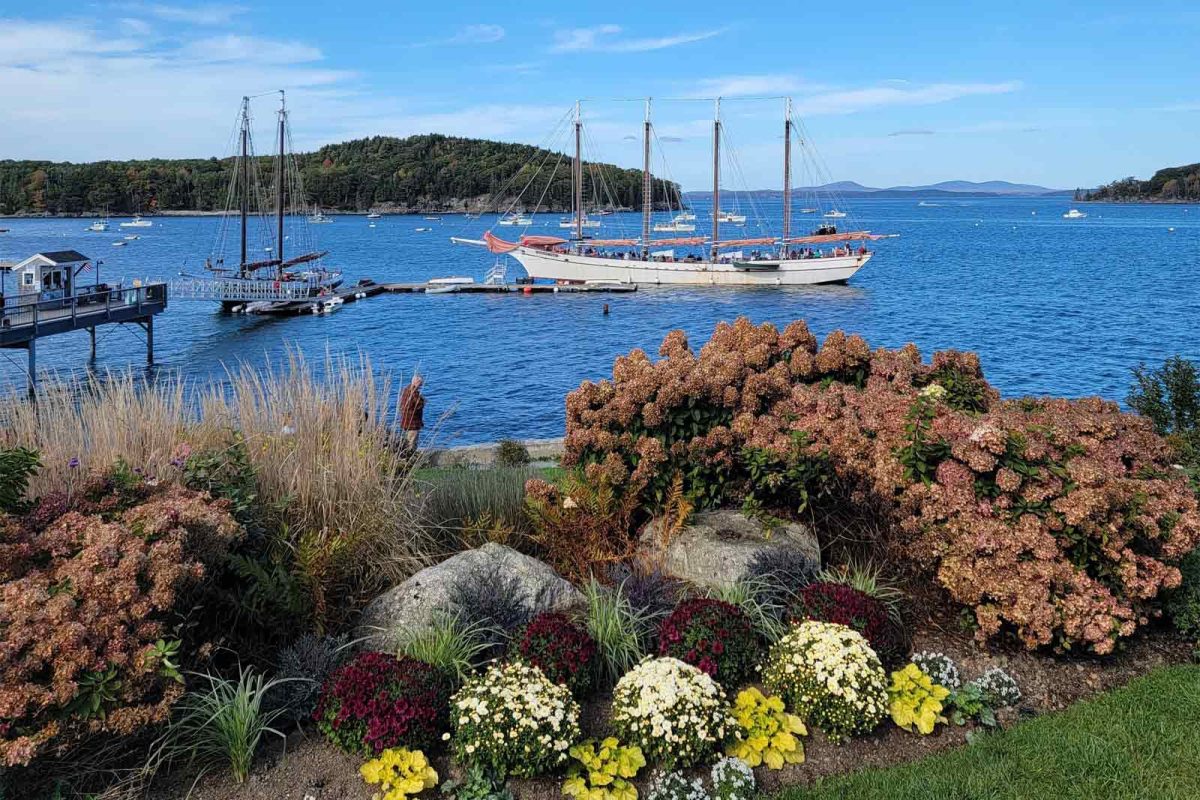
181,34,324,64
411,23,506,47
138,3,246,25
118,17,154,36
550,24,724,53
686,74,815,98
797,81,1022,116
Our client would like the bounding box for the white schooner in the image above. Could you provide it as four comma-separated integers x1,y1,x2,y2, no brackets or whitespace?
463,97,890,286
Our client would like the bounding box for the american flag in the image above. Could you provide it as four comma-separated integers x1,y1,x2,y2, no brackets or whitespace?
79,261,93,274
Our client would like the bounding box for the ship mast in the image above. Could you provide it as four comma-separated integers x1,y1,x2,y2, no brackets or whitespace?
573,100,583,242
239,96,250,276
710,97,721,262
782,96,792,256
641,98,652,260
276,91,286,279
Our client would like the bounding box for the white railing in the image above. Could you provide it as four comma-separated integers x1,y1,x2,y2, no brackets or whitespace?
169,277,329,302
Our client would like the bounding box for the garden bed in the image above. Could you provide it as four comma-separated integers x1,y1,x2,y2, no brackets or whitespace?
145,624,1194,800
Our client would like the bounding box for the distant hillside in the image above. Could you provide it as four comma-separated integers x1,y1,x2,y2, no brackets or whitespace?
688,179,1063,199
1079,163,1200,202
0,135,676,216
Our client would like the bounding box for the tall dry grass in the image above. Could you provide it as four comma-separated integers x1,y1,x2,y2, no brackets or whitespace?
0,351,439,610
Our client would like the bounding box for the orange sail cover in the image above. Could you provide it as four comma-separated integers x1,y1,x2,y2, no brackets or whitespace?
519,235,569,248
786,231,881,245
484,231,519,254
715,237,777,248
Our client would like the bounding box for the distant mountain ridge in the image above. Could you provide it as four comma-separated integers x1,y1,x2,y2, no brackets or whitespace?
688,179,1066,198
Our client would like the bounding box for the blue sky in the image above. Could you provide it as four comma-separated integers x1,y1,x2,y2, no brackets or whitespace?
1,1,1197,189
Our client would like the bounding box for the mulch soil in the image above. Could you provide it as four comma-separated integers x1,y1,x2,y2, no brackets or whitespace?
148,613,1194,800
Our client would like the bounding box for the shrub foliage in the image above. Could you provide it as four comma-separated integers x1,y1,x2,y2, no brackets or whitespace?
0,476,241,767
515,612,599,697
564,318,1200,653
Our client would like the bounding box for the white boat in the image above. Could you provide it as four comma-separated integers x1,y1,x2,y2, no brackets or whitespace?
123,234,140,240
674,212,696,222
461,97,886,287
366,212,382,219
1062,209,1088,219
800,208,818,214
86,219,109,232
823,210,847,218
429,276,475,286
309,209,333,223
311,296,344,314
120,215,152,228
499,213,534,226
111,241,127,247
416,227,432,232
558,216,602,229
717,211,746,224
652,221,696,233
423,216,441,221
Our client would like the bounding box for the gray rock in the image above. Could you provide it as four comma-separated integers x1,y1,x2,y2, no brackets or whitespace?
356,542,584,651
638,509,820,591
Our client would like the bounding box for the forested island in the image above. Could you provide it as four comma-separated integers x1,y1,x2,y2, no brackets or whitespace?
1077,162,1200,202
0,134,676,216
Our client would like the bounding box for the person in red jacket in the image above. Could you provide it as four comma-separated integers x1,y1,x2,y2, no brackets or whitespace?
399,373,425,451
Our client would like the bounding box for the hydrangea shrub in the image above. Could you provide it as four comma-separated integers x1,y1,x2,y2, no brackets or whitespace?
563,318,1200,654
450,661,581,778
0,481,241,767
315,652,452,756
657,598,760,686
611,657,731,769
762,621,888,742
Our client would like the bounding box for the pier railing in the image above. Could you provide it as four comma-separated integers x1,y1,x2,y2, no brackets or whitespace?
169,277,331,302
0,283,167,346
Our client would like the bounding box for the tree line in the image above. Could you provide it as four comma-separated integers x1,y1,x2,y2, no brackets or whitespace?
1077,162,1200,202
0,134,677,215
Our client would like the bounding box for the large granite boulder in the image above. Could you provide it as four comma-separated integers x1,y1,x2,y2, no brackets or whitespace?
356,542,584,650
638,509,820,591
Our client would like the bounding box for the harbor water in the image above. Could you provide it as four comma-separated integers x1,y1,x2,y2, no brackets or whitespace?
0,197,1196,446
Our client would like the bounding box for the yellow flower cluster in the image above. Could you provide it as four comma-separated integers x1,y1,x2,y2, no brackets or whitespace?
726,688,807,770
360,748,438,800
562,737,647,800
888,664,951,735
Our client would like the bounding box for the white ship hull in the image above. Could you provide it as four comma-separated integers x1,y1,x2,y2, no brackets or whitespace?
511,247,870,286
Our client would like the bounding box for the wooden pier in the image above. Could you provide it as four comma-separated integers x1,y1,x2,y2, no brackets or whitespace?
1,251,167,396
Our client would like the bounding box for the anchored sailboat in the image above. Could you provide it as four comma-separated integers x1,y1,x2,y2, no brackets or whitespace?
463,97,888,286
171,92,341,310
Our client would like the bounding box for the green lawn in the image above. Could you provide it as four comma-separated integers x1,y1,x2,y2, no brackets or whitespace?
773,665,1200,800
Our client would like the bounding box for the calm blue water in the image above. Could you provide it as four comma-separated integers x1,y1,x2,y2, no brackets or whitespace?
1,198,1197,445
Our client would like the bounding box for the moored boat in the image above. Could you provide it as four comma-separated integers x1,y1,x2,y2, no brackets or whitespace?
120,215,152,228
458,97,888,286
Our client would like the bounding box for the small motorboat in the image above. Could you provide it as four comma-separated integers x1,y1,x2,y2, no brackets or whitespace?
425,284,461,294
423,216,441,221
799,208,818,214
111,241,127,247
123,234,140,240
312,296,344,314
366,212,382,219
427,276,473,294
87,220,109,232
499,213,534,226
1062,209,1088,219
120,215,152,228
823,210,847,218
416,227,432,232
717,211,746,224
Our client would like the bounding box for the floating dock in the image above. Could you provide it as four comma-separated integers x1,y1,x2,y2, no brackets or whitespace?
380,282,637,294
